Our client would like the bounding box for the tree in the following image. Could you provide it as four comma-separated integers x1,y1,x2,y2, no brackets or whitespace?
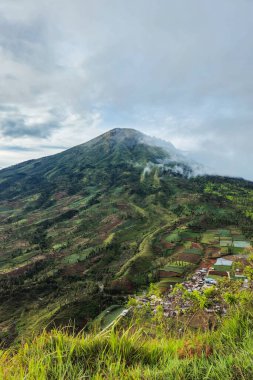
243,253,253,282
224,292,239,306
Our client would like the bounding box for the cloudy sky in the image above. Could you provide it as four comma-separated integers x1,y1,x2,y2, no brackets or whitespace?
0,0,252,179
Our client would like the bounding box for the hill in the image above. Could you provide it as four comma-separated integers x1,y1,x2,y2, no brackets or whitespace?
0,128,253,347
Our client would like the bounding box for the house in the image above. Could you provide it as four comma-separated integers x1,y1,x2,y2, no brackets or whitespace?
213,258,233,271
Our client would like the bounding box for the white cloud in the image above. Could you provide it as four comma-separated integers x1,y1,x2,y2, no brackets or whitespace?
0,0,252,179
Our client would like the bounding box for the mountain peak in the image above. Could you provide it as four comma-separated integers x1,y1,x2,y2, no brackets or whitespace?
93,127,181,159
100,127,143,143
86,128,176,153
104,127,141,136
81,128,146,152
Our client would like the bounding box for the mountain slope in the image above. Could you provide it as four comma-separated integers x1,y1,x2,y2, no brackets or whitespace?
0,128,193,201
0,128,252,346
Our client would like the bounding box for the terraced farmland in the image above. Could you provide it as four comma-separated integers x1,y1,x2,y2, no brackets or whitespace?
154,226,252,291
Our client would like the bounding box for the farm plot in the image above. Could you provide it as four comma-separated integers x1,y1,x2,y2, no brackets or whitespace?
220,240,233,247
201,232,219,245
156,228,205,290
174,244,204,265
180,231,200,242
218,229,231,237
176,252,202,264
201,228,251,254
158,260,194,290
165,231,181,243
159,264,187,276
155,226,251,290
95,305,126,329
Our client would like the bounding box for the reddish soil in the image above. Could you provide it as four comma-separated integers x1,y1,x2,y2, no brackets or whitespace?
117,203,129,211
208,270,228,277
6,200,20,209
2,264,34,277
206,247,221,258
191,242,202,249
159,270,182,278
162,241,175,249
176,253,201,264
90,255,103,263
15,240,29,249
225,255,248,265
100,214,122,237
153,246,163,255
182,237,195,242
61,262,87,276
1,255,46,277
54,191,68,200
199,258,216,269
174,245,185,254
110,278,134,293
178,342,213,359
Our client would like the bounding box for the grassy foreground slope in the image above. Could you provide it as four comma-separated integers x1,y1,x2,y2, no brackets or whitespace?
1,294,253,380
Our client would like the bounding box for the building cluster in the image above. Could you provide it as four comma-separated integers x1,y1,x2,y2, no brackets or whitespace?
135,257,249,322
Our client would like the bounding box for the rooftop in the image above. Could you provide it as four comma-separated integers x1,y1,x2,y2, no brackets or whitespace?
214,258,233,266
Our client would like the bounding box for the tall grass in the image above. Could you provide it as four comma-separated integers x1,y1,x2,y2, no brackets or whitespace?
1,307,253,379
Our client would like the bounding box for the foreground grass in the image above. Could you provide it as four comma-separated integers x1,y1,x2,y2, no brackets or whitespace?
1,305,253,380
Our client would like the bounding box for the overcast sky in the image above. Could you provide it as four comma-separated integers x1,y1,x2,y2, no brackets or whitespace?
0,0,252,179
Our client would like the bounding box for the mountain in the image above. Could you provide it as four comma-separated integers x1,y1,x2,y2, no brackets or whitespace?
0,128,196,201
0,128,253,347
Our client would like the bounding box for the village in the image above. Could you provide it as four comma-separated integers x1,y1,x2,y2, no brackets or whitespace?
133,226,252,328
137,259,247,316
97,227,252,331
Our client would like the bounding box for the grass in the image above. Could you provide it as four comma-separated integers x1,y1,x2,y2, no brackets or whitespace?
213,265,232,272
104,232,115,246
168,260,192,267
101,306,126,329
1,305,253,379
53,242,67,251
180,231,200,241
161,265,186,274
220,247,229,254
218,229,231,237
62,248,93,264
201,232,218,244
165,231,180,243
159,277,184,284
220,241,233,247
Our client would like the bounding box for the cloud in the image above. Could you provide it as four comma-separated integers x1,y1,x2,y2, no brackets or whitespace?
1,119,56,138
0,0,252,179
0,145,36,152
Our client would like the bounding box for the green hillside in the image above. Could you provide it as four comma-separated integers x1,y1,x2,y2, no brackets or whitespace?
0,128,253,349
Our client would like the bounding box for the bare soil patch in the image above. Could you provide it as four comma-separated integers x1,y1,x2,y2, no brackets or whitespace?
176,253,200,264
